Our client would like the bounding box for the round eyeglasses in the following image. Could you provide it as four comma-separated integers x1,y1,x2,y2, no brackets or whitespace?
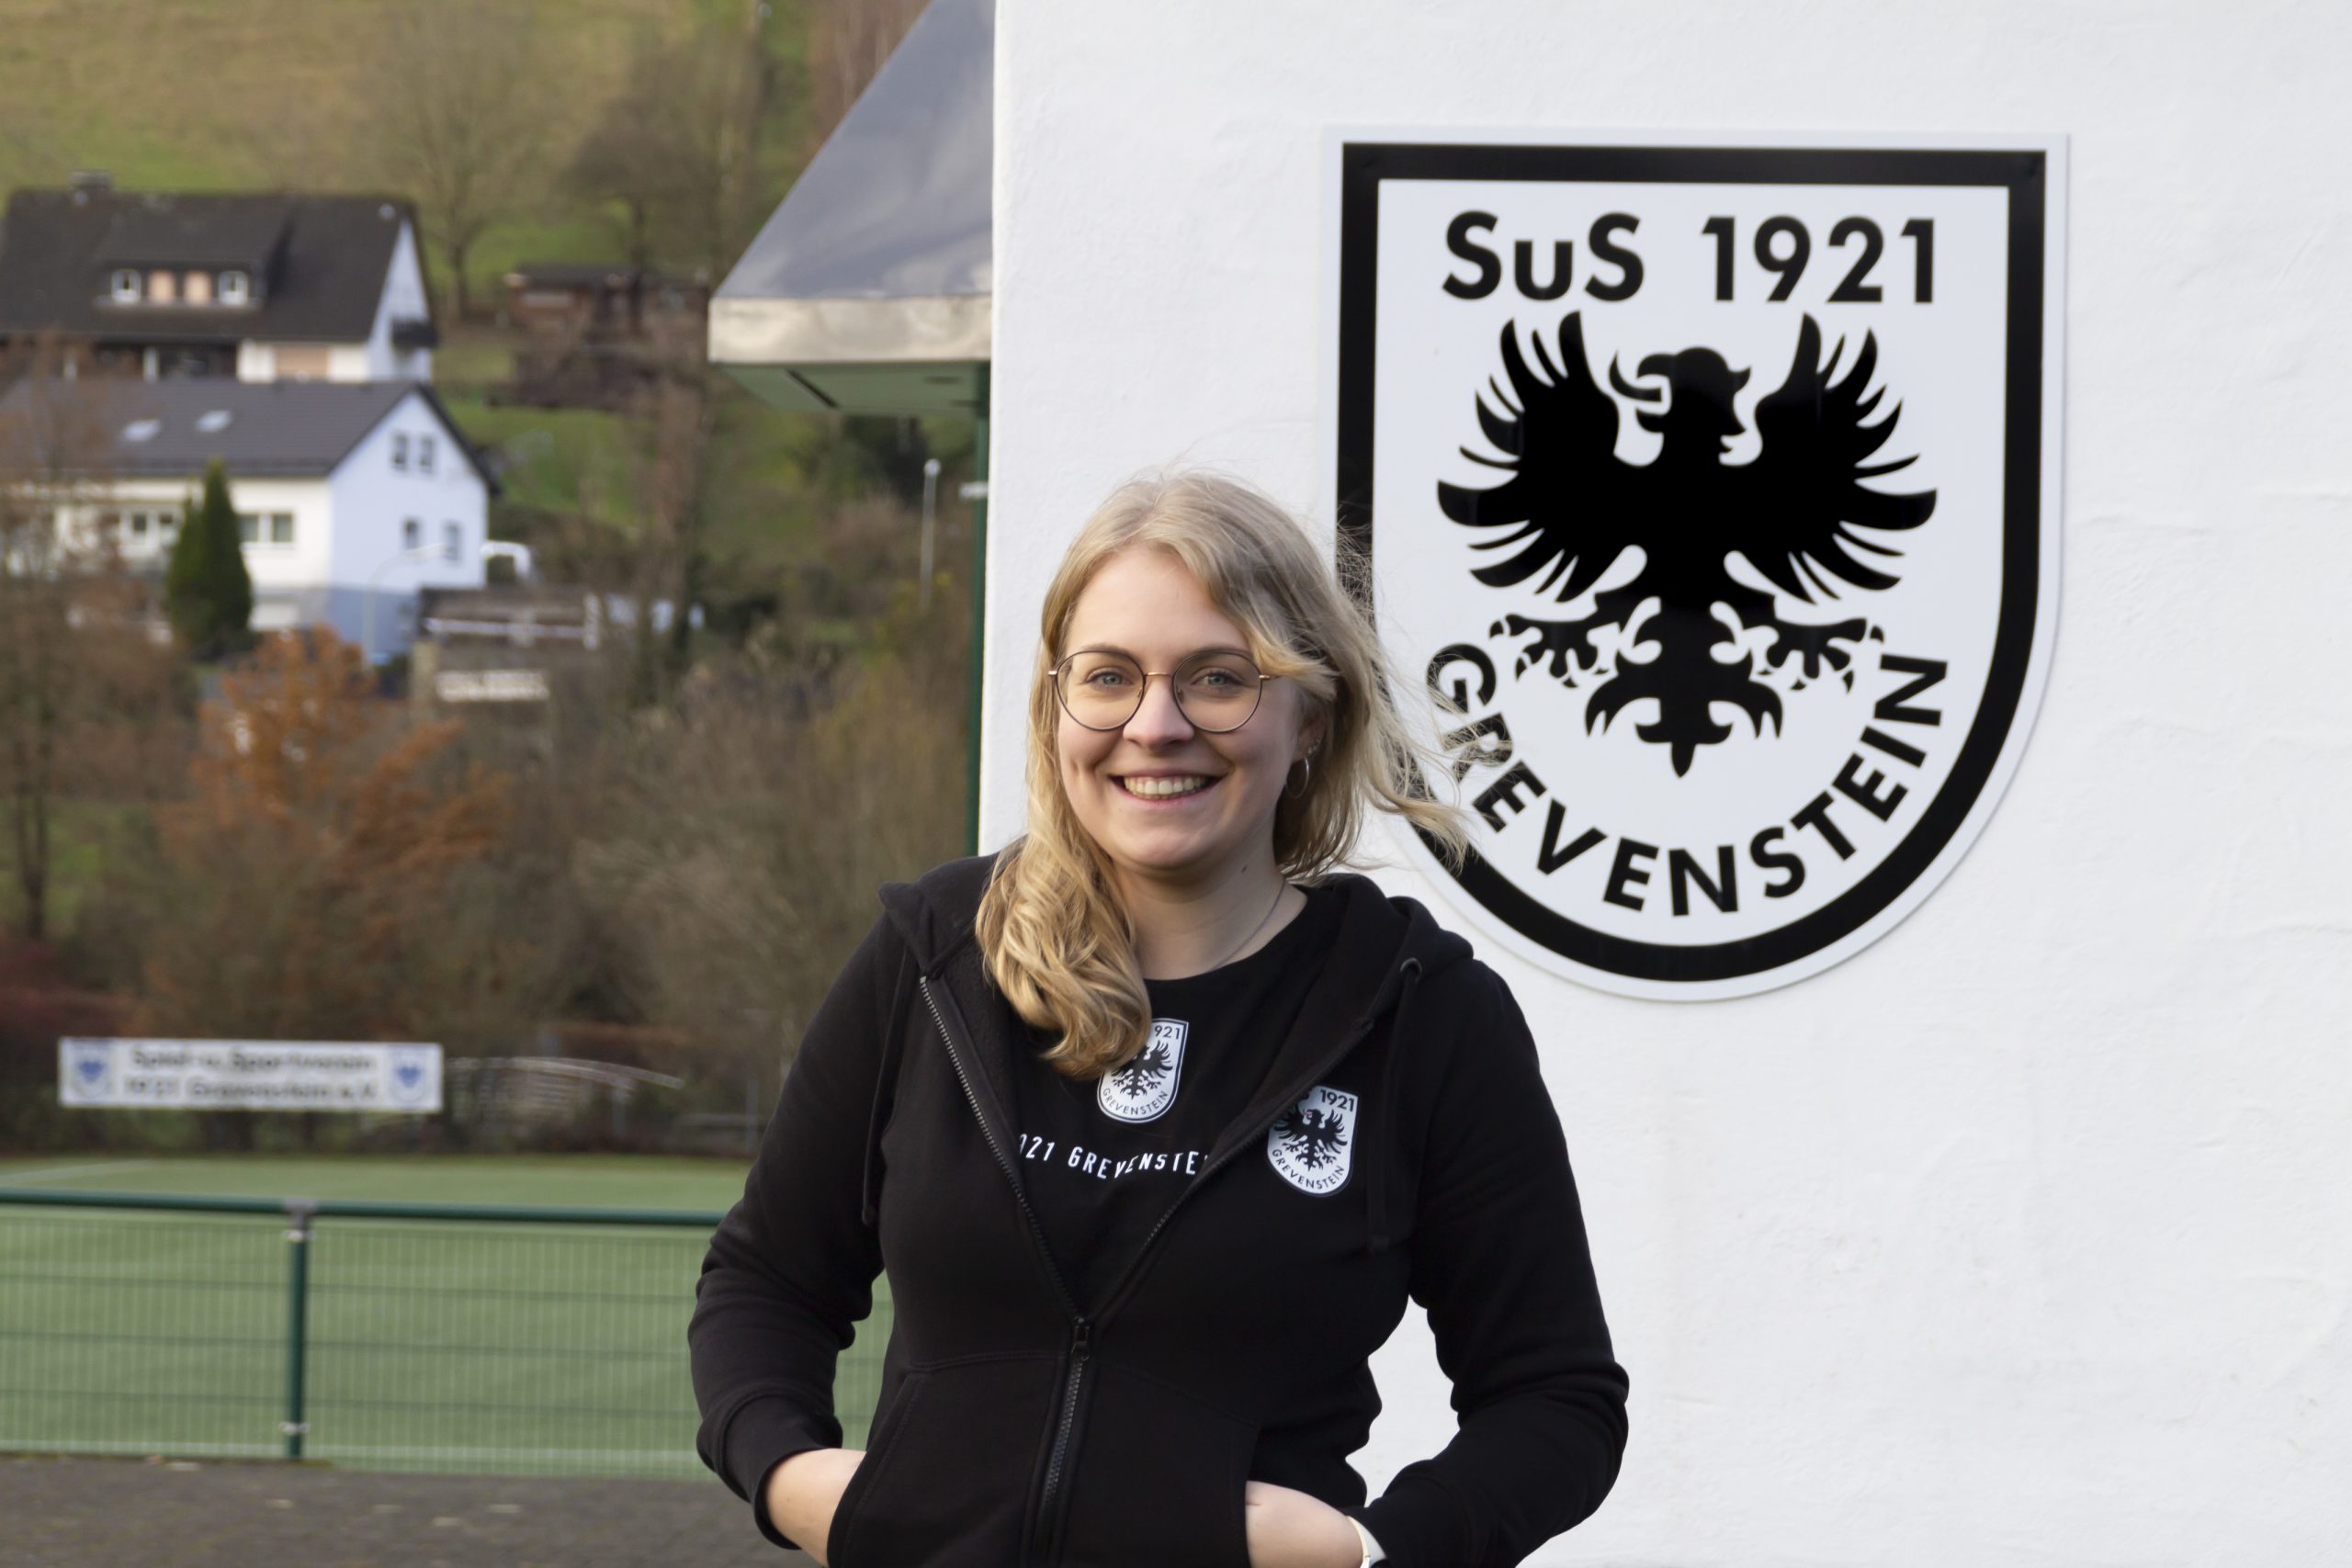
1051,649,1272,733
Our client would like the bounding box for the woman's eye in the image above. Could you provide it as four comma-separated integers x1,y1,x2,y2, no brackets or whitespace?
1085,670,1130,688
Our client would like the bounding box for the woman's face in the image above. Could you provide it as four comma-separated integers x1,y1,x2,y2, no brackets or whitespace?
1055,547,1319,889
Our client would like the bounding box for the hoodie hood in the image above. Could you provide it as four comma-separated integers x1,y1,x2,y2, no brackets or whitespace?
877,850,1477,1261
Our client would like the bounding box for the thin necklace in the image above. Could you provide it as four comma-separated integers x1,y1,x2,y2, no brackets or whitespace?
1200,880,1290,975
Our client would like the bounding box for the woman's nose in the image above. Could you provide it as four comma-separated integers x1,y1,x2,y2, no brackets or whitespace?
1124,673,1195,744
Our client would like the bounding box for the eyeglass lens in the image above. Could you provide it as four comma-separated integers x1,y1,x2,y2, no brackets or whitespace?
1057,649,1262,732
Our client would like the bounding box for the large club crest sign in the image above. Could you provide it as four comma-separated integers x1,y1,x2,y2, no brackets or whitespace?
1325,133,2065,998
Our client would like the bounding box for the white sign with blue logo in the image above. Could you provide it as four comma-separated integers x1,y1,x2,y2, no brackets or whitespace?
58,1039,443,1111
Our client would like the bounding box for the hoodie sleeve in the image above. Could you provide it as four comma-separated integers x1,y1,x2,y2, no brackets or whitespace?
1349,964,1630,1568
688,908,906,1552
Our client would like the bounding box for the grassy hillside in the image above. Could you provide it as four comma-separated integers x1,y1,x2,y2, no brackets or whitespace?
0,0,820,302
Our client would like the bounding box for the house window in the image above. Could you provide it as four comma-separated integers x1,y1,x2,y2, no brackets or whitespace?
110,270,141,303
419,435,435,475
129,512,150,541
402,518,421,550
220,271,249,305
443,522,461,561
391,433,409,471
237,513,295,547
184,271,212,305
148,270,176,304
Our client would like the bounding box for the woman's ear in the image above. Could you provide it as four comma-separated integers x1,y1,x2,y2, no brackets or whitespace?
1297,703,1331,764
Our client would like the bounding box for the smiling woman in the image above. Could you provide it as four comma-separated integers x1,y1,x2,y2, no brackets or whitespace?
987,470,1473,1066
690,468,1631,1568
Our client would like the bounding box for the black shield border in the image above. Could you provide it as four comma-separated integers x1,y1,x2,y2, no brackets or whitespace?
1334,142,2049,984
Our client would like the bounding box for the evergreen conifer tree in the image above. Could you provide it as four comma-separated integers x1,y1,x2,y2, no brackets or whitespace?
164,459,254,658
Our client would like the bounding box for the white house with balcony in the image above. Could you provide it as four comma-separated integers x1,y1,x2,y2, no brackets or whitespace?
0,378,492,661
0,175,436,383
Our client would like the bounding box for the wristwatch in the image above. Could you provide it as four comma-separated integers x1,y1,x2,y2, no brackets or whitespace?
1348,1515,1387,1564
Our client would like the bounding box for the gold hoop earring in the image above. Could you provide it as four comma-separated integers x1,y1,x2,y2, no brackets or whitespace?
1284,750,1315,801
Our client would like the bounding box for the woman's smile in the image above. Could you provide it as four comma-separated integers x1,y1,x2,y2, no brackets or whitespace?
1113,771,1223,802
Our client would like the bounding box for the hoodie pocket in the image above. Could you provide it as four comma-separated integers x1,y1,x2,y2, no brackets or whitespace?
1054,1362,1260,1568
828,1351,1064,1568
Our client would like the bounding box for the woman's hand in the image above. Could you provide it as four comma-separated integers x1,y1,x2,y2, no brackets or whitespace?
1243,1479,1364,1568
763,1447,865,1567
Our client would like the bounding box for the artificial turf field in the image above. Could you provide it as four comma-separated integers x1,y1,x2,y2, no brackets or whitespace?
0,1154,754,1210
0,1155,892,1479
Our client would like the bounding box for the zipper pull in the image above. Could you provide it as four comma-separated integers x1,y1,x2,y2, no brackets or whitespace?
1070,1315,1091,1363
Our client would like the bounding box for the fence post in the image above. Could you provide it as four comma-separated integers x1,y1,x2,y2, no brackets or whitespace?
282,1200,315,1460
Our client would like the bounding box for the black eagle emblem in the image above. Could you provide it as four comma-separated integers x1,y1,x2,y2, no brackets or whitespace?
1272,1106,1349,1170
1439,312,1938,775
1109,1041,1173,1103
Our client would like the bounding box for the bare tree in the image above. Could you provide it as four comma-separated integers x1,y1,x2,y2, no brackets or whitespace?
366,1,549,320
566,15,771,287
569,561,970,1111
619,358,718,708
0,340,133,941
806,0,930,152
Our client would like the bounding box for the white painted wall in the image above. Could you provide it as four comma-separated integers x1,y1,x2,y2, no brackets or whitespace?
990,4,2351,1564
328,390,487,656
219,475,334,609
361,220,435,382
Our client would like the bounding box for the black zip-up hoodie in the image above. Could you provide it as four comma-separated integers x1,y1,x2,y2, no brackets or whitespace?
690,852,1628,1567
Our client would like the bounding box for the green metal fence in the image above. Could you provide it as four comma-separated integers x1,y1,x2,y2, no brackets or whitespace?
0,1189,890,1479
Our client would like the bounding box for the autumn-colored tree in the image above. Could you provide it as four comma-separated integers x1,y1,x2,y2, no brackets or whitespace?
128,629,528,1087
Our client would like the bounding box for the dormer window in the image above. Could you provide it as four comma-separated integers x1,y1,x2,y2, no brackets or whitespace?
185,271,212,305
391,433,410,471
220,271,250,305
110,270,141,303
148,270,177,304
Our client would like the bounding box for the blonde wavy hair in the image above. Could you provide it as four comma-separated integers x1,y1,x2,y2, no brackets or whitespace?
975,468,1474,1081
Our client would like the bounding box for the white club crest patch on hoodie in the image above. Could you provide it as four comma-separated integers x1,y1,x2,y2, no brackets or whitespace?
1099,1019,1188,1122
1268,1084,1357,1195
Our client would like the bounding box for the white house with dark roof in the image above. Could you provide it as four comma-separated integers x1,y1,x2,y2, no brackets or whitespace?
0,378,490,661
0,174,436,384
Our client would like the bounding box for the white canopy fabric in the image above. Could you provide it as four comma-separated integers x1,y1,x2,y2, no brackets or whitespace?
710,0,991,415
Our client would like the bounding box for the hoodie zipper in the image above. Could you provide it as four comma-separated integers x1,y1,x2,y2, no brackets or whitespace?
919,976,1090,1568
1036,1314,1091,1562
916,958,1413,1565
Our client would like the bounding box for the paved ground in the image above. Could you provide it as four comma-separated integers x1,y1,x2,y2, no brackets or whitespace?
0,1455,810,1568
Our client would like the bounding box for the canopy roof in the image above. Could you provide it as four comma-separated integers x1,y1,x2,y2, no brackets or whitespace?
710,0,990,416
